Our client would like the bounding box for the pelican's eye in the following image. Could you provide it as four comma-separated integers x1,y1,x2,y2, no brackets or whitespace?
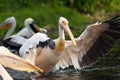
62,21,66,25
62,21,65,23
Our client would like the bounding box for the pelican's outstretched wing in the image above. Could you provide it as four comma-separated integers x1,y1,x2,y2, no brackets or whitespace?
55,15,120,70
0,46,43,72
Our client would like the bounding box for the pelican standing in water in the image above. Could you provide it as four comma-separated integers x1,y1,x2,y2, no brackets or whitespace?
19,15,120,75
0,46,43,80
55,15,120,70
19,17,76,73
0,16,47,49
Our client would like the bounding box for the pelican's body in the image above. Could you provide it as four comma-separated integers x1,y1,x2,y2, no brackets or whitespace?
19,15,120,74
0,46,43,80
19,17,76,73
55,15,120,70
0,16,47,49
21,33,62,72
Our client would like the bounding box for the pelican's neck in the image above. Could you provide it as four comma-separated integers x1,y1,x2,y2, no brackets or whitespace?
26,23,38,35
55,24,65,52
4,21,16,40
58,24,65,40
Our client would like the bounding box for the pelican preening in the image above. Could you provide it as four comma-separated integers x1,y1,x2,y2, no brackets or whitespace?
0,46,43,80
0,16,47,49
19,17,76,73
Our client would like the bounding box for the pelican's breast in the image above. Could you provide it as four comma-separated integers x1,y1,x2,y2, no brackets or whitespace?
55,39,65,52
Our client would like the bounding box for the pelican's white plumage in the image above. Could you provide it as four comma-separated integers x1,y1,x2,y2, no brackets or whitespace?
0,17,16,40
55,15,120,70
0,17,47,49
19,17,76,72
19,33,49,59
19,15,120,74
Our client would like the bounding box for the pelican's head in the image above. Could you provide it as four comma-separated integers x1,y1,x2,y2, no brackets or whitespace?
59,17,76,46
0,16,16,30
59,17,68,26
4,16,15,24
24,18,34,25
25,18,47,34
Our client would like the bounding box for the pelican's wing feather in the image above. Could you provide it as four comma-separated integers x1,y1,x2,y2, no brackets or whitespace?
0,46,43,72
2,27,33,49
19,33,49,58
3,35,27,49
10,35,27,44
55,15,120,70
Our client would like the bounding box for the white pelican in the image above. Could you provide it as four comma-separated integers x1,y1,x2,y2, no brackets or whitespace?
0,46,43,80
0,16,47,49
55,15,120,70
19,17,76,73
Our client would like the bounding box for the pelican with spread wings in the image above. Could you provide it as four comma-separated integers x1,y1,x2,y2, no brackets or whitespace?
55,15,120,70
19,15,120,74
